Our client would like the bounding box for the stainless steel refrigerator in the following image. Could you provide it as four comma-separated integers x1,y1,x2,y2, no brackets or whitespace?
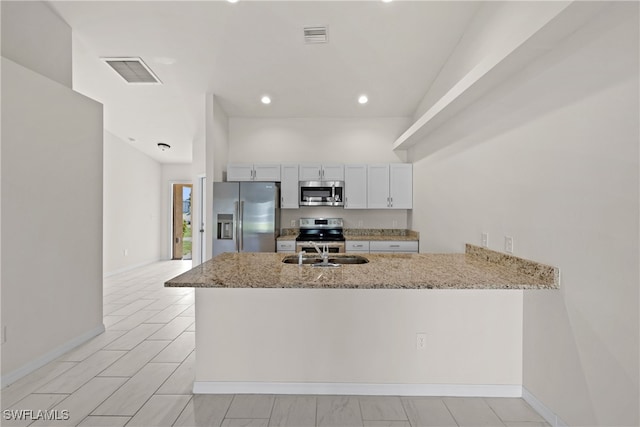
213,182,280,256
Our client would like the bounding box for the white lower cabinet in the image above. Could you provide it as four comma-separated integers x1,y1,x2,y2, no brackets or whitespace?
277,241,296,253
346,240,418,253
345,241,370,253
369,241,419,253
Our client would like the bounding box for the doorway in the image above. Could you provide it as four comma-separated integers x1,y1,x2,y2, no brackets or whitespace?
173,183,193,260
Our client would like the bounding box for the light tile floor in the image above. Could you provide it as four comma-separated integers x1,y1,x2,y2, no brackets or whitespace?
2,261,550,427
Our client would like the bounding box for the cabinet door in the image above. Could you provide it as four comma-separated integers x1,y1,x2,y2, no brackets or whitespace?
280,164,299,209
322,164,344,181
389,163,412,209
277,241,296,253
345,241,370,253
299,164,322,181
344,164,367,209
369,241,419,253
227,163,254,181
367,164,390,208
253,163,281,181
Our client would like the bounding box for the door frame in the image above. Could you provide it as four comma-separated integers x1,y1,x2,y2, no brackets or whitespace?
169,181,192,260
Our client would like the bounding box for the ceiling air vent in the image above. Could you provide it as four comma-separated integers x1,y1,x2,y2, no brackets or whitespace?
303,26,328,44
102,57,162,84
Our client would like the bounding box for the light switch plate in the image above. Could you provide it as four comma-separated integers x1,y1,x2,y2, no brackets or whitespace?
505,236,514,254
481,233,489,248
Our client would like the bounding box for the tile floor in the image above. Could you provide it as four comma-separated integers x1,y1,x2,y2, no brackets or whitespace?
1,261,550,427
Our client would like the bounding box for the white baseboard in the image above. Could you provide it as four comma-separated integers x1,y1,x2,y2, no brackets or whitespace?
1,324,105,388
522,386,567,427
193,381,523,397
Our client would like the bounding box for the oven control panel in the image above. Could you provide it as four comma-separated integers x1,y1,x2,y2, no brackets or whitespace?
299,218,343,229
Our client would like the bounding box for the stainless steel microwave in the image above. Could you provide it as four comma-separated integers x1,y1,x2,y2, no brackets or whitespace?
299,181,344,207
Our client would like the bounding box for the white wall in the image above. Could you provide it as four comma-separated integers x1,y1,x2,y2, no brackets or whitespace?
103,131,162,275
412,1,571,121
196,288,523,391
0,1,72,88
160,164,192,260
1,58,103,380
229,117,412,229
228,117,409,164
409,3,638,425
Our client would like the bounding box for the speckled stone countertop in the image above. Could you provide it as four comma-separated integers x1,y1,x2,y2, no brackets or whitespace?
277,229,419,242
165,244,559,290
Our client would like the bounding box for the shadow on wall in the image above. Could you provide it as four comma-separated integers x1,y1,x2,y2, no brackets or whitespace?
408,3,638,164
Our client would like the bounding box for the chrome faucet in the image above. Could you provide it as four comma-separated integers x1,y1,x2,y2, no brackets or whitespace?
307,241,329,264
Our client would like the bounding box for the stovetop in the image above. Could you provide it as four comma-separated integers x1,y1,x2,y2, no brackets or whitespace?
296,229,345,242
296,218,345,242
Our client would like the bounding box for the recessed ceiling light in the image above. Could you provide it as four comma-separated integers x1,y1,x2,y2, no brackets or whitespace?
261,95,272,105
358,95,369,104
227,0,238,3
157,142,171,151
382,0,393,3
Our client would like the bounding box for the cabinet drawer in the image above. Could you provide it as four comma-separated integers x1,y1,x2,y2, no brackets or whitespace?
277,241,296,253
369,240,418,253
345,241,370,253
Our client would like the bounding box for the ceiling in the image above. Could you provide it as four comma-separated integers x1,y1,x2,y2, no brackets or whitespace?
49,1,480,163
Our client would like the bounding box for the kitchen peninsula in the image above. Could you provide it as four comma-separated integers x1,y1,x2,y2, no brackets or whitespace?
166,245,558,396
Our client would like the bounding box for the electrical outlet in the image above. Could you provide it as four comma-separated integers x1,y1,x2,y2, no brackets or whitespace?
123,249,129,256
358,220,363,228
392,220,398,228
416,333,427,350
290,219,296,227
504,236,514,254
481,232,489,248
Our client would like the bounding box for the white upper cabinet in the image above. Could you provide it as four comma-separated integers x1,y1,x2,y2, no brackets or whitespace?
389,163,412,209
280,164,299,209
367,163,412,209
344,164,367,209
299,163,344,181
367,164,391,209
227,163,281,181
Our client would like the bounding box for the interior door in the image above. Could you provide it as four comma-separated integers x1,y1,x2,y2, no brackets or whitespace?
172,183,193,260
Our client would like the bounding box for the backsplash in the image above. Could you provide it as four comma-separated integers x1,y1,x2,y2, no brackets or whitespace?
465,244,560,287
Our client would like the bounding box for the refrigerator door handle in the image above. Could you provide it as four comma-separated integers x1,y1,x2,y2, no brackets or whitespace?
234,201,240,251
239,201,244,251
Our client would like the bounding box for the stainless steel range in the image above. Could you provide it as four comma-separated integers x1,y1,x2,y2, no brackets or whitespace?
295,218,345,253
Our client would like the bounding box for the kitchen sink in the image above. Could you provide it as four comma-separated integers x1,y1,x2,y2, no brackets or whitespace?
281,255,369,265
282,256,322,264
328,256,369,264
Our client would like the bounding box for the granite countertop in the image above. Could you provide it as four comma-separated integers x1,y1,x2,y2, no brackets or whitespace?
165,244,559,290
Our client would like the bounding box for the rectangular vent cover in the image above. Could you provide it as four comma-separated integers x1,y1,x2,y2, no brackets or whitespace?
304,26,328,44
102,57,162,84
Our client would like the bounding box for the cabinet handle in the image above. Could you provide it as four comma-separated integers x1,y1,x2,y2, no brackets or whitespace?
390,196,393,207
345,196,348,207
390,244,400,248
387,197,390,207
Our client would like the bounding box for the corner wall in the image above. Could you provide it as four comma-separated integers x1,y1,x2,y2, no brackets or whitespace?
409,4,639,425
1,58,103,381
